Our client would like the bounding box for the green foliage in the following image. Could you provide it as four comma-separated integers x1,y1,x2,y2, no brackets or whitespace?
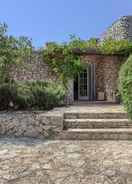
0,83,17,110
99,38,132,55
43,36,98,88
0,81,65,110
0,23,33,83
68,35,98,49
43,44,81,88
15,82,33,109
28,81,65,110
119,55,132,119
43,36,132,88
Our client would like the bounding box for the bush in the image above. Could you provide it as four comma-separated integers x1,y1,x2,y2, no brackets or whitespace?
119,55,132,119
0,83,17,110
15,82,33,109
27,81,65,110
0,81,66,110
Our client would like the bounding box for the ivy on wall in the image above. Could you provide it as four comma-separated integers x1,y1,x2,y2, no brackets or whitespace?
43,36,91,88
43,35,132,88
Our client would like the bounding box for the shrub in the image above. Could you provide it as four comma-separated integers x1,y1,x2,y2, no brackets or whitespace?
0,81,66,110
15,82,33,109
119,55,132,119
27,81,65,110
0,83,17,110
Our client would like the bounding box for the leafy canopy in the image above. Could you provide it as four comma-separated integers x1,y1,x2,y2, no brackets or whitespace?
0,23,33,83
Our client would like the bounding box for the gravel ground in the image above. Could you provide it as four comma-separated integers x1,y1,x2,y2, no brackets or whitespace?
0,138,132,184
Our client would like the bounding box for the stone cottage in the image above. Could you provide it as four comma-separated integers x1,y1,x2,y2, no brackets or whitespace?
11,16,132,104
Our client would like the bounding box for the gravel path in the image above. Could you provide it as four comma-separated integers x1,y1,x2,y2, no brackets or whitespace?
0,138,132,184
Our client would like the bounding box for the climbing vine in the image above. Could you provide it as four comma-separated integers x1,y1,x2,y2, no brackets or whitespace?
99,38,132,55
43,35,132,88
43,36,98,88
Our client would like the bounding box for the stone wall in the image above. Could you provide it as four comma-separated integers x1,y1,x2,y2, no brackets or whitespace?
10,52,57,82
66,80,74,104
9,51,124,103
82,55,105,93
80,54,123,102
0,111,63,139
9,52,74,104
101,16,132,40
103,56,123,101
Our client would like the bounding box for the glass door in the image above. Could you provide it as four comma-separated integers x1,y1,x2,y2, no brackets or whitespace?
78,67,89,100
78,64,96,101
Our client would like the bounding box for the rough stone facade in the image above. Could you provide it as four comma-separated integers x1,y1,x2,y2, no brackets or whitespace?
0,111,63,139
84,54,123,101
103,56,124,101
66,80,74,104
10,52,57,82
101,16,132,40
9,51,124,103
68,54,124,103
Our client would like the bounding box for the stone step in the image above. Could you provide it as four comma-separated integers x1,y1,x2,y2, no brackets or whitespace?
64,112,128,119
63,119,132,129
60,128,132,140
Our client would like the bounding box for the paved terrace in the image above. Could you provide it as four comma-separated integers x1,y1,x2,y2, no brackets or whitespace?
0,104,131,183
0,138,132,184
48,102,125,115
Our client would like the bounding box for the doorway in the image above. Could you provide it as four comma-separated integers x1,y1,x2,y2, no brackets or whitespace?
74,64,96,101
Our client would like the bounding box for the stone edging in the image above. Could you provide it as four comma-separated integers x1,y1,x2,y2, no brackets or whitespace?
0,111,63,139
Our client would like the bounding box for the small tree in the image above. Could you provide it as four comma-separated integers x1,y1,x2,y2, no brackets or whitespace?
0,23,33,84
119,55,132,119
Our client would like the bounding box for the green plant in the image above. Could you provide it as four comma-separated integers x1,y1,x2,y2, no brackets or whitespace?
43,36,132,90
0,23,33,84
29,81,65,110
43,36,98,89
0,81,66,110
15,82,33,109
99,38,132,55
0,83,17,110
119,55,132,119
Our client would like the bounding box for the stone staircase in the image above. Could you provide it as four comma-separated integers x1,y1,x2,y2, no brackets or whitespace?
60,112,132,140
